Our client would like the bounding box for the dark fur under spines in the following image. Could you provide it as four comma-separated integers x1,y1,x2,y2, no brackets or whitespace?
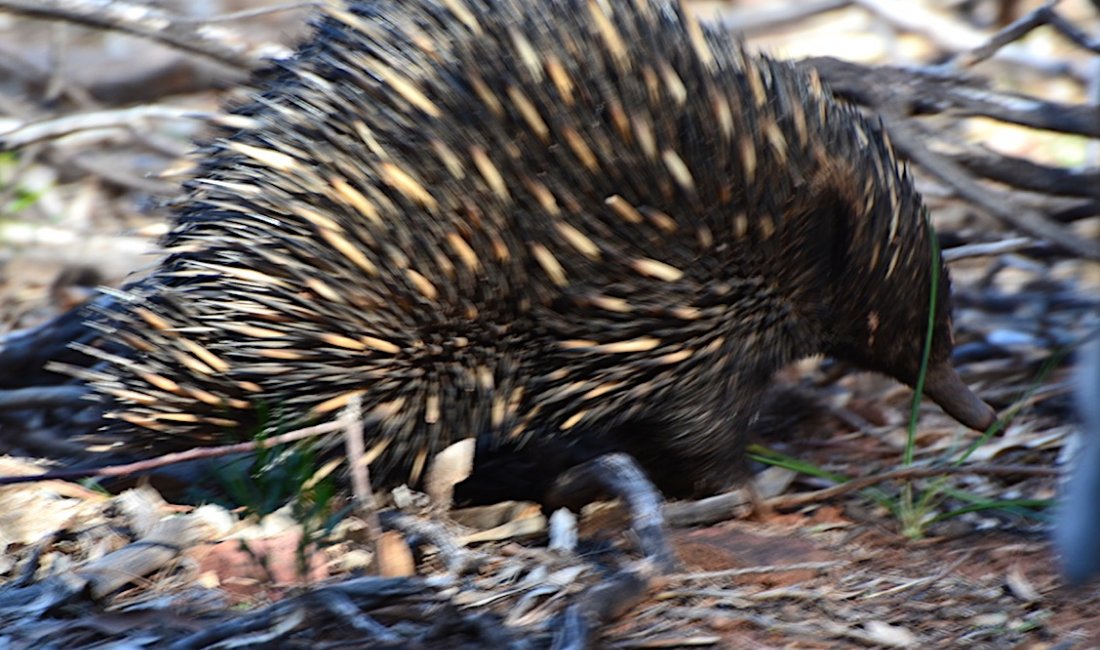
66,0,994,498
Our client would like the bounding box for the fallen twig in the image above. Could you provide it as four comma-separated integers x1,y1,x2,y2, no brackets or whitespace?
0,419,343,485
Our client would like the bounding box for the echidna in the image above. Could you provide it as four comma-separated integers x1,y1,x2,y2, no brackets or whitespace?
45,0,994,500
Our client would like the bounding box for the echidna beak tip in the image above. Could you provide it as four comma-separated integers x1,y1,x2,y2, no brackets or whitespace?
922,362,997,432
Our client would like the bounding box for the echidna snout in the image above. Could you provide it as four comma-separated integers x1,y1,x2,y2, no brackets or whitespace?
922,361,997,431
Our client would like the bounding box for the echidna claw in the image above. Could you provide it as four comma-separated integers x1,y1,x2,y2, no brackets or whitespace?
546,452,681,573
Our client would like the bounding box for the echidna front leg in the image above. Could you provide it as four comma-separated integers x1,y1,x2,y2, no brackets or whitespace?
544,452,680,572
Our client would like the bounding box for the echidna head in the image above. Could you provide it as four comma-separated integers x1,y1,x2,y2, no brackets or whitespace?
831,290,993,432
817,199,996,432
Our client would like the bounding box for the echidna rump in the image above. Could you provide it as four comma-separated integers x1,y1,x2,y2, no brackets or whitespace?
46,0,996,500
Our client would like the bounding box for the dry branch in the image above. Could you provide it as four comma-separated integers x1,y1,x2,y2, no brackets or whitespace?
0,0,269,69
793,55,1100,260
0,106,254,150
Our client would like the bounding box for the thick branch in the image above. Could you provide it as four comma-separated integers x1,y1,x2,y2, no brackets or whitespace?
803,56,1100,138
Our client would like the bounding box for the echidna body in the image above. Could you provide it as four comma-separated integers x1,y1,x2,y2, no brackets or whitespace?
76,0,994,497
